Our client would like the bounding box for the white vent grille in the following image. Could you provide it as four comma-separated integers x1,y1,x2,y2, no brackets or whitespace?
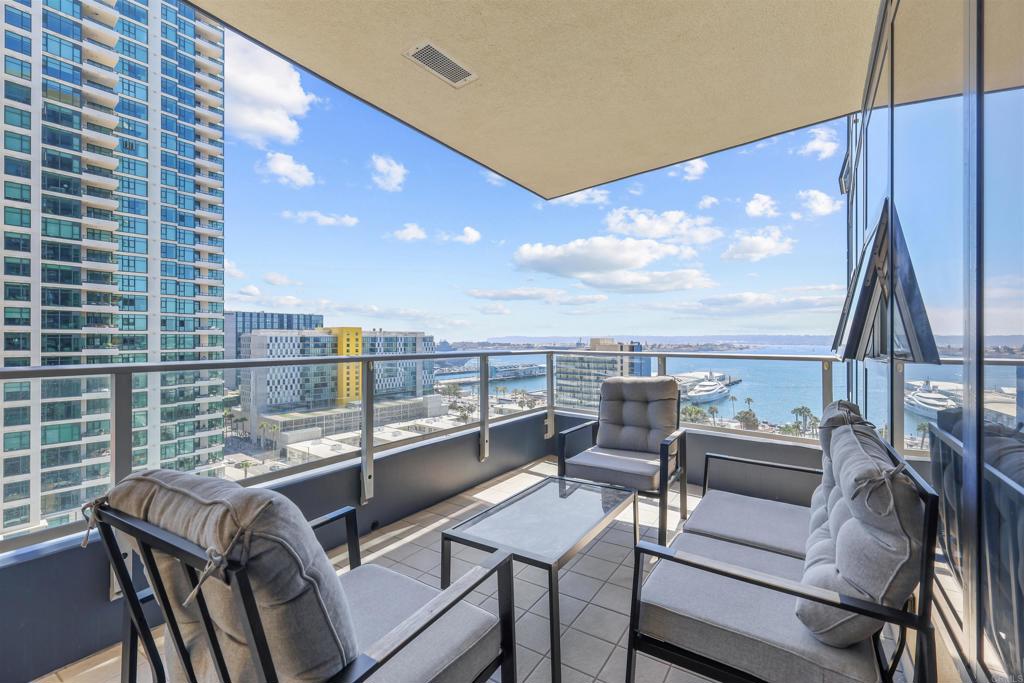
404,42,477,88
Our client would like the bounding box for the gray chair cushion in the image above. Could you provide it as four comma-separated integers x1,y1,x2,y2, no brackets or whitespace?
639,533,880,683
796,424,925,647
596,376,678,454
565,445,676,492
683,489,811,558
106,469,359,682
341,564,500,683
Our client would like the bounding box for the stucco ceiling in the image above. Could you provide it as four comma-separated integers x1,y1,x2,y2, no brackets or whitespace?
192,0,884,198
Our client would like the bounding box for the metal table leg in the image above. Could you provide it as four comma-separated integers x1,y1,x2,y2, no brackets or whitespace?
548,564,561,683
441,536,452,588
632,492,640,545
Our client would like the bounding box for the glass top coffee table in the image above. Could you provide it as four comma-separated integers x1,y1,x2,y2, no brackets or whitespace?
441,476,638,683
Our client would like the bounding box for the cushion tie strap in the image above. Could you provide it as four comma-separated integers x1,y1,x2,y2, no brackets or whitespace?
79,495,109,549
849,460,907,516
183,524,245,608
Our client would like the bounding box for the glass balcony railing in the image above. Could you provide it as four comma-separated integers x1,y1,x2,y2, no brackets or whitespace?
2,349,1020,554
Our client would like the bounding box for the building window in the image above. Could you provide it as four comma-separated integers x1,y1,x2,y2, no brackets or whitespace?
3,283,29,302
4,155,30,178
3,406,29,427
4,256,30,277
3,381,30,401
4,80,30,104
4,30,31,57
4,55,31,80
4,332,30,351
4,232,30,252
4,206,29,227
3,505,29,528
3,430,30,452
4,180,29,202
5,6,32,31
3,480,29,503
4,130,29,153
3,105,29,129
3,307,29,326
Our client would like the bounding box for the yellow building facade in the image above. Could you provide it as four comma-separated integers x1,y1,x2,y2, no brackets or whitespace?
322,326,363,404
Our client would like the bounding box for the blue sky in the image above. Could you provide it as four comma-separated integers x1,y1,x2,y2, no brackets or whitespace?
222,32,856,341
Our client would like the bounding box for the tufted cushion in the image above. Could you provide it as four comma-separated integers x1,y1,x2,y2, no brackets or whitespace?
596,376,679,454
106,469,359,682
808,401,869,549
796,424,924,647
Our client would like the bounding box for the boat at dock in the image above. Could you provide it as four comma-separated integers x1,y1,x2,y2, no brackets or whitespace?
685,375,731,404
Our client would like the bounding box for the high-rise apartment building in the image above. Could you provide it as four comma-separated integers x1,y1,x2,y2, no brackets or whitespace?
237,330,337,434
224,310,324,388
0,0,225,537
554,338,651,410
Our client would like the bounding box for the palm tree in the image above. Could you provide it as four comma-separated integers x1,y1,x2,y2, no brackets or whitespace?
916,422,930,448
728,394,738,417
808,415,820,437
744,396,754,410
708,405,718,427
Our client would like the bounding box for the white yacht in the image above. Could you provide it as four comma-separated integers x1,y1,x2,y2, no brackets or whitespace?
905,384,959,419
686,376,730,404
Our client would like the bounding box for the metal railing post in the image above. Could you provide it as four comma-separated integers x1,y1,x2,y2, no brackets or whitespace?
545,353,556,438
892,360,905,452
111,371,134,482
360,360,374,504
820,360,834,413
657,355,667,376
479,355,490,462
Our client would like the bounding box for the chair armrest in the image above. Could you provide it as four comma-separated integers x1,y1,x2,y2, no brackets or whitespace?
309,505,361,569
702,453,823,497
334,551,515,683
557,420,598,476
633,540,919,629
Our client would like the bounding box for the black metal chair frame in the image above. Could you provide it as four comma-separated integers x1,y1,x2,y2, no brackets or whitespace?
556,389,686,546
88,502,516,683
624,438,940,683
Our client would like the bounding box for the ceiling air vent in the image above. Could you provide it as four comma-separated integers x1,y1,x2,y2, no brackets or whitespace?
404,42,477,88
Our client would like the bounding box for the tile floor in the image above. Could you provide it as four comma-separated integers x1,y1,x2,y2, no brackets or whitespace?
41,456,920,683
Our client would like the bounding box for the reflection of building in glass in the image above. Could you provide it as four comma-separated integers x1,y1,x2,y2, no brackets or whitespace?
225,311,324,388
554,338,651,410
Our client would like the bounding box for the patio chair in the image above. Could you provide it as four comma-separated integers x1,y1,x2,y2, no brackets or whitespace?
557,376,684,545
85,469,516,683
624,401,940,683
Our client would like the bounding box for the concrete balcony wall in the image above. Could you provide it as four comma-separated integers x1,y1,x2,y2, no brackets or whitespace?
0,411,550,682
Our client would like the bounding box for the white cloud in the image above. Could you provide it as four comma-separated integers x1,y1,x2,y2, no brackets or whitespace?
263,272,303,286
443,226,481,244
721,227,795,262
592,269,714,292
697,292,842,313
393,223,426,241
259,152,315,188
790,211,803,221
281,210,358,227
550,188,610,206
224,259,245,278
225,31,317,148
513,235,713,292
797,127,840,160
627,182,644,196
370,154,407,192
238,284,261,297
477,303,511,316
798,189,842,216
466,288,608,305
604,207,722,245
698,195,719,210
745,193,779,217
482,170,505,186
669,158,708,181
